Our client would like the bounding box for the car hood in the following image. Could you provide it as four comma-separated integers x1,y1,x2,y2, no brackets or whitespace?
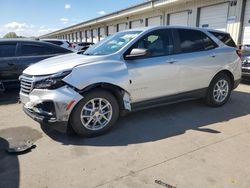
23,53,106,76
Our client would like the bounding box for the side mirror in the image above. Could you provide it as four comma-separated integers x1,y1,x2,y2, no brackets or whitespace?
125,48,149,60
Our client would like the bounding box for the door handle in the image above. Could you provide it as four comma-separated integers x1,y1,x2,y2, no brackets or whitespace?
8,62,15,66
210,53,217,58
165,60,177,64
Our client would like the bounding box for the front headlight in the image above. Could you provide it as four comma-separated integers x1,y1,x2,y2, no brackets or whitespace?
34,70,71,89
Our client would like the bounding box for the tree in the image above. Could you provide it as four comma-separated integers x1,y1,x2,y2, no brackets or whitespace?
3,32,19,38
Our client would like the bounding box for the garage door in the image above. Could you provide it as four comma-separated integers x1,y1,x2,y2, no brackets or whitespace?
199,3,229,31
147,16,161,26
130,20,143,28
99,27,106,41
108,25,116,36
81,31,86,42
169,11,189,26
242,0,250,44
118,23,127,32
86,30,92,42
92,29,98,43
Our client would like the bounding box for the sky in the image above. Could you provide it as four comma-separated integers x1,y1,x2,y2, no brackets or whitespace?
0,0,145,37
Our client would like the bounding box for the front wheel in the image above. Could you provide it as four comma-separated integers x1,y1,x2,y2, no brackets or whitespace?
205,73,232,107
70,89,119,137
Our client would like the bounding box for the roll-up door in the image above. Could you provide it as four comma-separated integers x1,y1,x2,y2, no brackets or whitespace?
81,31,86,42
130,20,143,28
99,27,106,41
242,0,250,44
86,30,92,42
108,25,115,36
147,16,161,26
199,3,229,32
117,23,127,31
92,29,98,43
169,11,189,26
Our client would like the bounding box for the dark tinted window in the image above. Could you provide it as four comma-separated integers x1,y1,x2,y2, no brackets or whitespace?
132,29,173,57
209,31,236,47
0,44,16,57
20,44,53,56
52,46,72,54
175,29,217,53
44,40,64,46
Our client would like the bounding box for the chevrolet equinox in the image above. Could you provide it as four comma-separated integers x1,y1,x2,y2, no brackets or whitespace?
19,26,242,137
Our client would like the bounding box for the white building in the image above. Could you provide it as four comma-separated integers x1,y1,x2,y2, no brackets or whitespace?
41,0,250,45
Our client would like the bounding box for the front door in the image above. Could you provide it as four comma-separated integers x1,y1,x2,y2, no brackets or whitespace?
125,29,180,103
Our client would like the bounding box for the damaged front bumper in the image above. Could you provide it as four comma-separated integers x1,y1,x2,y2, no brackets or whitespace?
20,86,83,123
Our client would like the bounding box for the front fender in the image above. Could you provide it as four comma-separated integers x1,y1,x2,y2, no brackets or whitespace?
63,60,130,92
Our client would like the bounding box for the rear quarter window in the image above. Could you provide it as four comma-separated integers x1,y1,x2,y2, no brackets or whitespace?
209,31,236,48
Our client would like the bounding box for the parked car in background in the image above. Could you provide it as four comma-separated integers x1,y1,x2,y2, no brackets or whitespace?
0,39,72,91
20,26,241,137
241,44,250,81
74,42,94,51
41,39,76,52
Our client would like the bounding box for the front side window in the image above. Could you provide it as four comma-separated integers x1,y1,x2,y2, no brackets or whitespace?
0,44,16,58
83,31,142,55
130,29,174,57
174,29,217,54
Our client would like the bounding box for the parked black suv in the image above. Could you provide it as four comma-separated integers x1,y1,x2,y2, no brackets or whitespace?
0,39,72,91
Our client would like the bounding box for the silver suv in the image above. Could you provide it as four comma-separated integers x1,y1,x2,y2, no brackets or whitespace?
20,26,241,137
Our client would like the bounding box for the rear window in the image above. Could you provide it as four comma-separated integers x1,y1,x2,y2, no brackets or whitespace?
0,44,16,57
44,40,64,46
209,31,236,47
52,46,72,54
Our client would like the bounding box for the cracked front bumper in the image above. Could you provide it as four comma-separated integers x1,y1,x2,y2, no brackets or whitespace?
20,86,83,123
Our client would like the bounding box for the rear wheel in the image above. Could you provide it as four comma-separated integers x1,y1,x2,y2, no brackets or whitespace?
70,89,119,137
205,73,232,107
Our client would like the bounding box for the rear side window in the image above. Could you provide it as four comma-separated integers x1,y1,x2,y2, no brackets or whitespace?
0,44,16,57
20,44,54,56
209,31,236,47
174,29,218,54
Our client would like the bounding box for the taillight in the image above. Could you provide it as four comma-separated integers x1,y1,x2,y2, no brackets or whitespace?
236,49,242,59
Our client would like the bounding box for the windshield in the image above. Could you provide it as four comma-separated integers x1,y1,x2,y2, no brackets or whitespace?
83,30,142,55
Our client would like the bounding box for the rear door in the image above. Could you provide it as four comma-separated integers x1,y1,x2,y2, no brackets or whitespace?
0,42,19,82
171,29,220,92
16,42,57,76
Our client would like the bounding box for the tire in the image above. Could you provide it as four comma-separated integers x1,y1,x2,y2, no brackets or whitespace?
205,73,232,107
70,89,119,137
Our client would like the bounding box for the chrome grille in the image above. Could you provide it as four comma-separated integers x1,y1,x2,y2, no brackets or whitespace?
20,75,34,95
